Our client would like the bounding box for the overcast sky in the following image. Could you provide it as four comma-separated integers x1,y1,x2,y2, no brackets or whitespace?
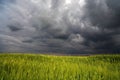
0,0,120,54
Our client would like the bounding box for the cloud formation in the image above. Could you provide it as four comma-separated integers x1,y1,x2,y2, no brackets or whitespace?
0,0,120,54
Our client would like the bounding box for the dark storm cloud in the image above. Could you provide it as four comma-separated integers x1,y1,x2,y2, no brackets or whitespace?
0,0,120,54
86,0,120,29
8,24,22,32
83,0,120,53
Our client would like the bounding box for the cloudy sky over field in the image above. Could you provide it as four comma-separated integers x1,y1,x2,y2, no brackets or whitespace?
0,0,120,54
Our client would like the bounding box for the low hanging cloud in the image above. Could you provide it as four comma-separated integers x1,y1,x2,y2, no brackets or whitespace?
0,0,120,54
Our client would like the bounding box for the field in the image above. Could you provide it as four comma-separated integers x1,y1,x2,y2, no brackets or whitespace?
0,54,120,80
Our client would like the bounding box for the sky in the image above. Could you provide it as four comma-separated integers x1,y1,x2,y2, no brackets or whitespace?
0,0,120,54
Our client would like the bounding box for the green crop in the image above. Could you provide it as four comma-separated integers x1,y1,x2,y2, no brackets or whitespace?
0,54,120,80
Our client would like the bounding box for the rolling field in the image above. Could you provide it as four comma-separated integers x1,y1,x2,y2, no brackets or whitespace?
0,54,120,80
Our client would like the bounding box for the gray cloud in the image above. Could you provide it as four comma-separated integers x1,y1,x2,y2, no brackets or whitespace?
0,0,120,54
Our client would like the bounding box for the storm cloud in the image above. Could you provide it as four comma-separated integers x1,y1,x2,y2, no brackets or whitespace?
0,0,120,54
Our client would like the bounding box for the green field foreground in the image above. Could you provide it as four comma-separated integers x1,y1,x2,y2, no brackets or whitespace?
0,54,120,80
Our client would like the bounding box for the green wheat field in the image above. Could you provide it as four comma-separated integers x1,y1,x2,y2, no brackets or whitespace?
0,54,120,80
